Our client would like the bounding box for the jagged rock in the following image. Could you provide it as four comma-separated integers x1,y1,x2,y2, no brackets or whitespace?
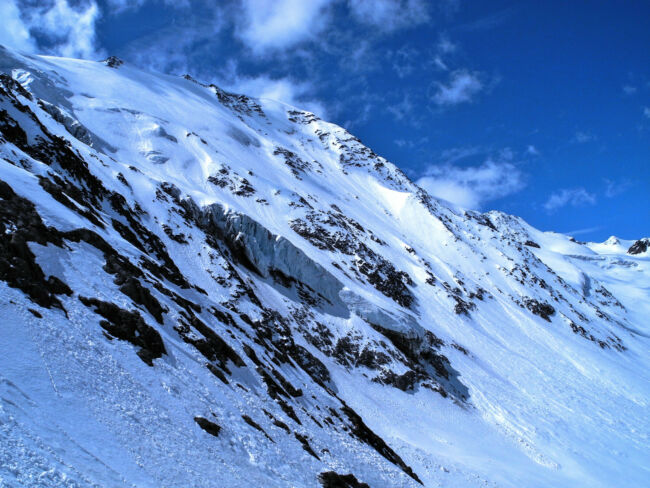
103,56,124,68
78,296,166,365
194,416,221,437
340,404,422,484
0,180,68,311
523,297,555,322
628,238,649,255
318,471,370,488
294,432,320,459
242,415,274,442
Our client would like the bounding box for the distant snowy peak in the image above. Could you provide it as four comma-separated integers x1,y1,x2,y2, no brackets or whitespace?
1,45,649,488
586,235,649,256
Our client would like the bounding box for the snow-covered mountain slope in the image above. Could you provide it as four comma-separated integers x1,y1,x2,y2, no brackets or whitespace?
0,45,648,487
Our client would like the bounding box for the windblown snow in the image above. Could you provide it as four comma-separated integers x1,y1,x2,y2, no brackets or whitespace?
0,46,648,488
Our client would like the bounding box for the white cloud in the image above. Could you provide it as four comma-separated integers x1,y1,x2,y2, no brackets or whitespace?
0,0,36,52
436,34,456,55
526,145,539,156
104,0,190,13
394,139,410,148
622,84,637,95
456,7,514,32
348,0,430,31
393,136,429,149
386,94,414,121
644,107,650,119
603,178,630,198
7,0,103,59
432,56,448,71
390,46,418,78
572,131,595,143
417,157,525,209
237,0,333,53
38,0,101,59
431,34,456,71
432,69,483,106
104,0,147,12
543,188,596,212
438,146,482,164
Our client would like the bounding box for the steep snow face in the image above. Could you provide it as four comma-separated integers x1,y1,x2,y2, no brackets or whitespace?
0,45,649,488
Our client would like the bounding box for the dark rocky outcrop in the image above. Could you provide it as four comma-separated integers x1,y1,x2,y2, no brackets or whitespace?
118,277,166,324
368,322,468,401
294,432,320,460
340,404,422,484
103,56,124,68
242,415,274,442
78,296,166,366
290,209,414,308
273,147,312,178
174,310,245,374
318,472,370,488
0,180,69,311
628,238,649,255
523,298,555,322
194,416,221,437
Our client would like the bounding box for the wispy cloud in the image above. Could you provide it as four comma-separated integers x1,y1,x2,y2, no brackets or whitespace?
104,0,189,14
544,188,596,212
526,145,539,156
389,46,419,78
455,7,516,32
572,131,595,143
644,107,650,119
438,146,482,164
603,178,631,198
431,34,457,71
387,33,458,82
348,0,430,32
565,226,602,237
417,151,525,209
622,84,637,95
436,34,457,55
386,94,414,121
431,69,483,106
393,136,429,149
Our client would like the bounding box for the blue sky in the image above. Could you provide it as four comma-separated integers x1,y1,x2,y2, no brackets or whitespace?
2,0,648,241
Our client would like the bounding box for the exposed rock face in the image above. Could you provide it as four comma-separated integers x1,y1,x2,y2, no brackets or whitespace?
0,46,648,488
318,471,370,488
103,56,124,68
523,297,556,322
628,238,649,255
194,416,222,437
